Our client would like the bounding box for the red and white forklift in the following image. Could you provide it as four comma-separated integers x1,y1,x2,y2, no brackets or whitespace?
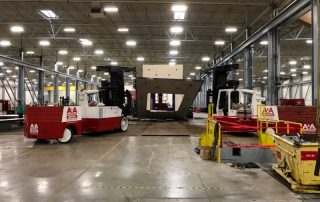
24,66,131,143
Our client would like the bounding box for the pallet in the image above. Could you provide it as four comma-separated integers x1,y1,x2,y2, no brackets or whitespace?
272,165,320,193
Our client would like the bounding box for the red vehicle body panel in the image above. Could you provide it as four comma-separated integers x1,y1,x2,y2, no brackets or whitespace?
82,117,121,132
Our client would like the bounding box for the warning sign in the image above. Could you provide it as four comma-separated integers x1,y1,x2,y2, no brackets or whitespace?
261,106,279,121
30,124,38,135
302,123,317,134
62,106,82,122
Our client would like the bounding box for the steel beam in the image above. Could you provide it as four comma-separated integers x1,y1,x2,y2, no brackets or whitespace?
18,50,25,105
53,64,59,103
38,56,44,105
66,68,70,99
267,28,280,105
0,54,97,85
312,0,319,106
208,0,310,70
243,27,253,90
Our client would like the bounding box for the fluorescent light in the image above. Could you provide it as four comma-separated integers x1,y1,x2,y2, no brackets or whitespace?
214,40,225,45
111,61,118,65
195,66,201,70
225,27,237,33
118,27,129,32
39,40,50,46
263,69,268,73
303,65,311,69
186,77,191,80
238,78,243,81
137,57,144,61
15,66,19,70
169,61,176,65
77,69,83,73
69,66,75,70
190,72,195,76
290,68,296,72
289,60,297,65
280,71,285,75
91,74,96,77
73,57,80,61
0,40,11,47
306,39,312,44
236,72,239,75
94,49,104,55
172,4,187,12
202,57,210,62
104,72,109,76
126,40,136,46
29,70,35,73
263,76,267,79
11,75,17,78
39,9,59,20
58,50,68,55
64,27,75,32
302,71,308,75
56,61,63,65
260,40,268,45
26,51,35,55
169,50,178,55
174,12,186,20
6,70,12,73
104,6,118,13
10,25,24,33
170,40,181,46
291,73,297,77
170,26,183,33
79,38,92,46
91,66,97,70
0,62,3,66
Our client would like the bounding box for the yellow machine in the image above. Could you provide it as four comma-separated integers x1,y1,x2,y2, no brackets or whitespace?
272,134,320,193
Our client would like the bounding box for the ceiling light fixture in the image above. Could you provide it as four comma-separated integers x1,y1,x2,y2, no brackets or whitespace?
190,72,195,76
126,40,136,46
39,40,50,46
170,26,183,33
104,72,109,76
77,69,84,73
39,9,59,20
202,57,210,62
169,61,176,65
172,4,187,20
303,64,311,69
290,68,296,72
137,57,144,61
280,71,286,75
186,77,191,80
0,40,11,47
64,27,75,32
214,40,225,45
195,66,201,70
26,51,35,55
302,71,308,75
91,66,97,70
79,38,92,46
10,25,24,33
170,40,181,46
291,73,297,77
289,60,297,65
111,61,118,65
117,27,129,32
58,50,68,55
0,62,3,66
69,66,75,70
56,61,63,65
104,6,118,13
225,27,237,33
29,70,35,73
73,57,80,61
94,49,104,55
169,50,178,55
306,39,313,44
260,40,268,45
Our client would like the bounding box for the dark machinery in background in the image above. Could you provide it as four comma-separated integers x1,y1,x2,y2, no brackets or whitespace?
206,64,239,113
96,66,135,116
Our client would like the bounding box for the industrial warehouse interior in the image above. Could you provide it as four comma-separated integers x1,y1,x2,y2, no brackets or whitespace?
1,0,320,201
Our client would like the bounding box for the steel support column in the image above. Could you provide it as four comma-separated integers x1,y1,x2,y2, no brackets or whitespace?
267,28,280,105
66,67,70,98
312,0,319,106
53,64,59,103
244,27,253,90
38,56,44,105
18,49,25,105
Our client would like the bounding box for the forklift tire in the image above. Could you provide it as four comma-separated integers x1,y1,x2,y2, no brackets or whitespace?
57,127,73,143
120,117,129,132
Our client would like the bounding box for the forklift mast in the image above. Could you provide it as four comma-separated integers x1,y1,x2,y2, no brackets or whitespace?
207,64,239,112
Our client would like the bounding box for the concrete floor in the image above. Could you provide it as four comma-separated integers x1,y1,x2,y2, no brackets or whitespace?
0,121,319,201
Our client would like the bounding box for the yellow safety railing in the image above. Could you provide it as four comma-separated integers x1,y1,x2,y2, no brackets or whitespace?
208,103,214,119
257,104,303,135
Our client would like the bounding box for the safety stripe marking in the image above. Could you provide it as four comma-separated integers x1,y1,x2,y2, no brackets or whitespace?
79,186,223,190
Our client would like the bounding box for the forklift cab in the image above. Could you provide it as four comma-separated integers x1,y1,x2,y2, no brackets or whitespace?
216,89,258,117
